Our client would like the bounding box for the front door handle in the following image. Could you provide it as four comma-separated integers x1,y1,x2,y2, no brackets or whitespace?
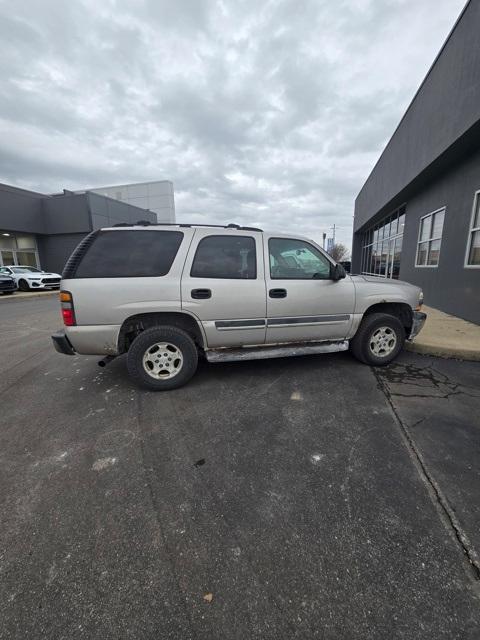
191,288,212,299
269,288,287,299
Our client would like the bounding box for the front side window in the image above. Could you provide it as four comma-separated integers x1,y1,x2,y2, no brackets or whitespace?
466,191,480,267
74,230,184,278
416,208,445,267
191,235,257,279
269,238,331,279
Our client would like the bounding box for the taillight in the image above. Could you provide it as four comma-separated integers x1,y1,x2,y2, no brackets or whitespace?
60,290,76,326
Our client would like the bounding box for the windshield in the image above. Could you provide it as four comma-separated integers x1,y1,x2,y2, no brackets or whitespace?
11,267,42,273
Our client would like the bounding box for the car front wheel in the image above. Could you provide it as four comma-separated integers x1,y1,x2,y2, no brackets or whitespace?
18,279,30,291
350,312,405,366
126,326,198,391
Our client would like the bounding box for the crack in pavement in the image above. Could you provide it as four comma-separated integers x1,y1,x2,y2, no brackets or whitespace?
378,361,480,400
373,366,480,583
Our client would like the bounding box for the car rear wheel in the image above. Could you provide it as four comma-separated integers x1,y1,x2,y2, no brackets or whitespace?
18,279,30,291
127,326,198,391
350,312,405,366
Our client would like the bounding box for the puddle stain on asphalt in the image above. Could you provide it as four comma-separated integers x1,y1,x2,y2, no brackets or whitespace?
95,429,136,452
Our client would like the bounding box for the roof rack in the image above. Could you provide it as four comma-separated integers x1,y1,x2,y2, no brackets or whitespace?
112,222,263,231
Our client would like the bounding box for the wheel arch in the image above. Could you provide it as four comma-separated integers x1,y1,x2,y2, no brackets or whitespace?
118,311,206,354
363,302,413,333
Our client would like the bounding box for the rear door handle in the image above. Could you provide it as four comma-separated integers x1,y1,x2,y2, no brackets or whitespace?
191,288,212,299
269,288,287,299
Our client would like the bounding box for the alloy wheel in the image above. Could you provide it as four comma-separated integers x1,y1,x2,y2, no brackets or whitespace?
369,326,397,357
142,342,184,380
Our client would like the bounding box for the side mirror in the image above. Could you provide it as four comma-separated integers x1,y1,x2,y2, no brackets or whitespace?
331,263,346,281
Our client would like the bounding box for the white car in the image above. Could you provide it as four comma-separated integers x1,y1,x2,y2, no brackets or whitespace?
0,266,62,291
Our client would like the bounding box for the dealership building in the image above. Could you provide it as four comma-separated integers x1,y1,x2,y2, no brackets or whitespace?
352,0,480,324
75,180,175,224
0,183,158,274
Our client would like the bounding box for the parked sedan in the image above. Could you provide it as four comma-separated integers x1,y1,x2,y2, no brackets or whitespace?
0,266,61,291
0,273,17,295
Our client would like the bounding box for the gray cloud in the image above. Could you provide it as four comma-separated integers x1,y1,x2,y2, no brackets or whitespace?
0,0,465,247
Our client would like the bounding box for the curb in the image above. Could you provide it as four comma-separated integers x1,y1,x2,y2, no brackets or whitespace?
406,340,480,362
0,291,59,301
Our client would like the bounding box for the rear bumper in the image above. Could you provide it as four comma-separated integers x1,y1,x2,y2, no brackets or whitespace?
51,330,76,355
408,311,427,340
64,325,121,355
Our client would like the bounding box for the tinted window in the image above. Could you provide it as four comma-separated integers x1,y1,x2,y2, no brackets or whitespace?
269,238,331,279
74,230,183,278
191,235,256,279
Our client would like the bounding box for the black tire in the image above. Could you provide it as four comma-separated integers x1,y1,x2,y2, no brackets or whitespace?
127,326,198,391
350,312,405,366
2,291,14,295
18,279,30,291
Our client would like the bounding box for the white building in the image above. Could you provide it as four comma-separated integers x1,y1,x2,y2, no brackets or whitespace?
83,180,175,223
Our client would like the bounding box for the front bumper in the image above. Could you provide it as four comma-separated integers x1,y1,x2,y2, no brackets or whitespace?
29,281,61,289
408,311,427,340
51,330,76,355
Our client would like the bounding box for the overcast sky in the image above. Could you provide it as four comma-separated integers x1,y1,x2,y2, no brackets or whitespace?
0,0,466,247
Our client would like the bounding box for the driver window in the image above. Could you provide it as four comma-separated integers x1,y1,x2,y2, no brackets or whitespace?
269,238,331,279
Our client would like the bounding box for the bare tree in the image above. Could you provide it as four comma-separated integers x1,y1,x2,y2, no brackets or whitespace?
328,243,350,262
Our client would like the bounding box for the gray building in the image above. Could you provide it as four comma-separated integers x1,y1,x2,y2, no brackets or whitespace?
352,0,480,324
0,184,156,274
78,180,175,223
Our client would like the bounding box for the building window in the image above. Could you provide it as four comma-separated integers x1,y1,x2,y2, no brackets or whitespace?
360,205,405,279
465,191,480,267
0,233,40,269
416,207,445,267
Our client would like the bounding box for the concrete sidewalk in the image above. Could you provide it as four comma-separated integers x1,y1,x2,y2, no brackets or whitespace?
407,305,480,361
0,290,58,301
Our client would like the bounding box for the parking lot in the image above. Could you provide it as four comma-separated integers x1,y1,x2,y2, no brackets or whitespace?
1,295,480,639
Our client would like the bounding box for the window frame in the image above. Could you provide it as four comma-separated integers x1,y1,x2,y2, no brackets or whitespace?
190,234,257,280
464,190,480,269
268,237,334,280
415,207,445,268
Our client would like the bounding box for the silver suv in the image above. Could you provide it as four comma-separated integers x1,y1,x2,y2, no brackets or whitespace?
51,223,426,390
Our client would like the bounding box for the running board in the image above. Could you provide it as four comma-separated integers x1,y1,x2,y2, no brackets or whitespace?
205,340,349,363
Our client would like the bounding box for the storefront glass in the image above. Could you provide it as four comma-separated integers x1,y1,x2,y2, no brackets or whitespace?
0,233,39,268
360,206,405,279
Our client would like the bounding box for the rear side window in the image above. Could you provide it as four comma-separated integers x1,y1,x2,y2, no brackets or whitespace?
73,230,183,278
191,235,257,279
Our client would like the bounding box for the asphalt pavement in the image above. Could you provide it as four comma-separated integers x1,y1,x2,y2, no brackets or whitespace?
1,296,479,639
